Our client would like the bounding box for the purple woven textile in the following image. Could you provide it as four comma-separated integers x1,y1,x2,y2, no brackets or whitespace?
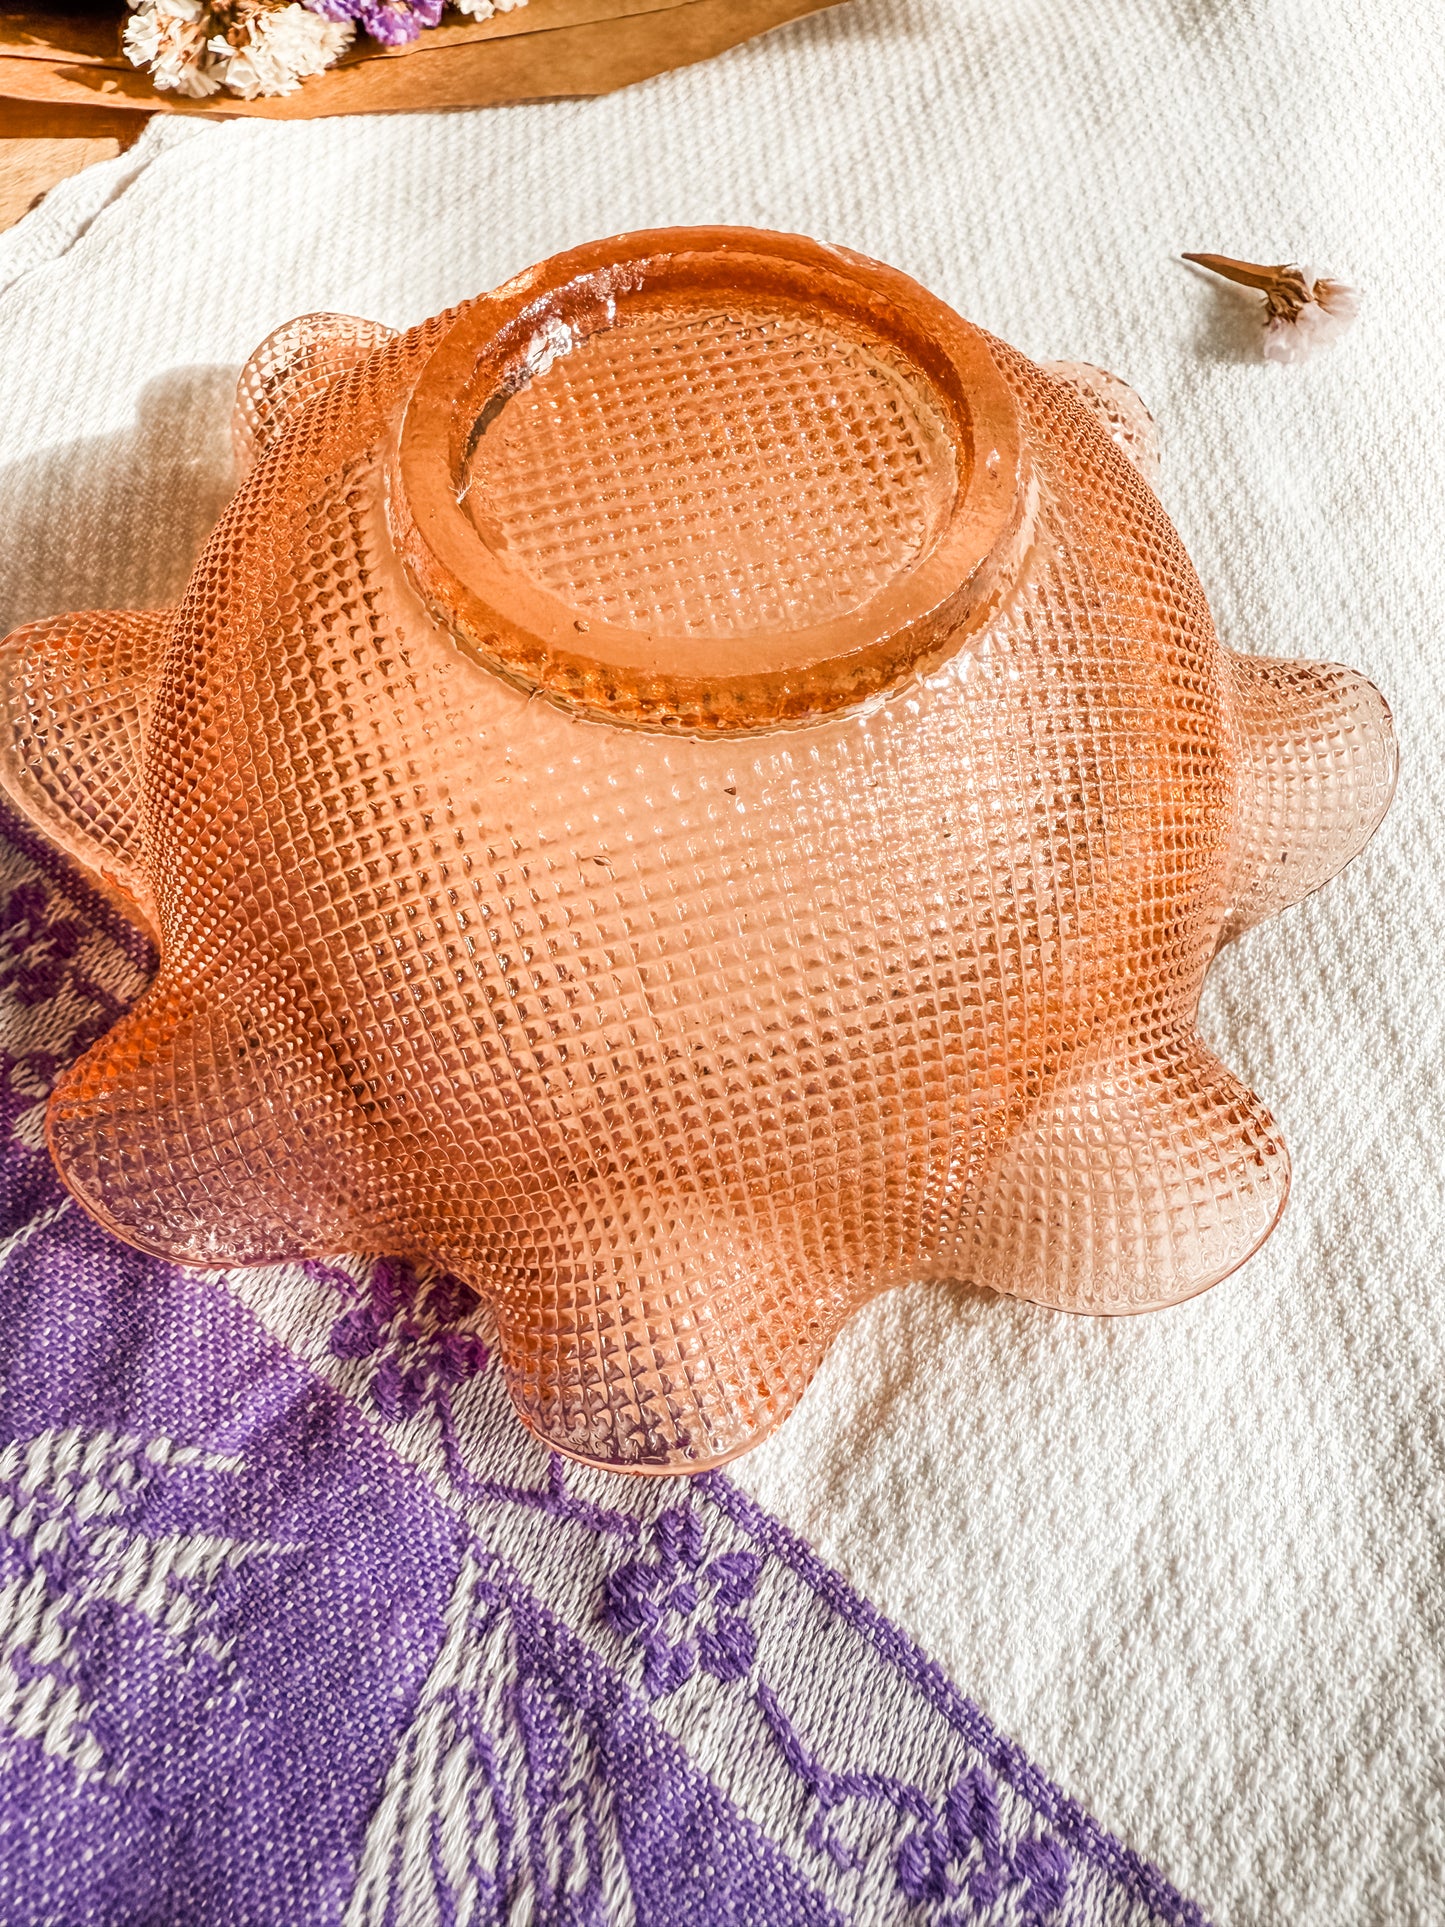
0,802,1208,1926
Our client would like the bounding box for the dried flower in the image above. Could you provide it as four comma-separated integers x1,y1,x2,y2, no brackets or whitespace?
1183,253,1360,365
126,0,526,96
305,0,440,45
1261,270,1360,365
209,1,353,97
362,0,443,44
123,0,221,96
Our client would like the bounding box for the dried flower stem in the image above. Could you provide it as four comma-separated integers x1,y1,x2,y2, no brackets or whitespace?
1183,253,1312,319
1183,251,1360,365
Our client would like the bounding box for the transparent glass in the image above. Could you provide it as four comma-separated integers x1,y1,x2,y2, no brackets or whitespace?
0,230,1396,1472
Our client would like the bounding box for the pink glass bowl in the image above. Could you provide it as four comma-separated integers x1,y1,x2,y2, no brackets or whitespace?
0,229,1397,1471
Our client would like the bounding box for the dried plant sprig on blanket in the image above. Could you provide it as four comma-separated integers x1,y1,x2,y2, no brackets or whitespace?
124,0,526,95
1183,252,1360,365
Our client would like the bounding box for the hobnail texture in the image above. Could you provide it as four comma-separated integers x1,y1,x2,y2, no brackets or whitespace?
0,229,1396,1471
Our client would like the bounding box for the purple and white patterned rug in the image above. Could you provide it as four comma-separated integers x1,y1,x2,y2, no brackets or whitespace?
0,799,1205,1925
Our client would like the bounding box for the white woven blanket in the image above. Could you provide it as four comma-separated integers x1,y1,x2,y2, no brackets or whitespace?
0,4,1439,1920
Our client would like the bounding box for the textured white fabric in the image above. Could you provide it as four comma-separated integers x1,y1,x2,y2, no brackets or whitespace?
0,3,1440,1920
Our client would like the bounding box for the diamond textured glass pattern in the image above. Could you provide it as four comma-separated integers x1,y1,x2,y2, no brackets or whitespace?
464,303,957,638
0,230,1396,1473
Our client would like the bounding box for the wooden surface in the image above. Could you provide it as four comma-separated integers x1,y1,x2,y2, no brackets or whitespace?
0,0,842,220
0,134,118,231
0,0,840,128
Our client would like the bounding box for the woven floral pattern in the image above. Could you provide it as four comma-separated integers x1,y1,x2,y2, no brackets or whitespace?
0,802,1209,1924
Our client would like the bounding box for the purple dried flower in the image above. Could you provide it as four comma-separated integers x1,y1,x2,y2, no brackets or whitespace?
356,0,442,44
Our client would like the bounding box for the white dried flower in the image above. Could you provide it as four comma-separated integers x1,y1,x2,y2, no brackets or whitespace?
451,0,527,17
124,0,221,97
1262,267,1361,366
1184,252,1361,366
208,2,354,98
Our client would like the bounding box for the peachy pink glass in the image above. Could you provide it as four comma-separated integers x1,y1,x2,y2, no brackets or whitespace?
0,229,1396,1471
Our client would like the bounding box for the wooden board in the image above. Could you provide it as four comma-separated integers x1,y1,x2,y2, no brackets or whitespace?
0,0,842,128
0,133,119,228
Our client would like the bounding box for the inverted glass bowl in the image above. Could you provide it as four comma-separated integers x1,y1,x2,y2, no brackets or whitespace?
0,229,1396,1471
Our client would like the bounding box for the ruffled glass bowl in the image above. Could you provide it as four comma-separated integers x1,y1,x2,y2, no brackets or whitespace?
0,229,1396,1471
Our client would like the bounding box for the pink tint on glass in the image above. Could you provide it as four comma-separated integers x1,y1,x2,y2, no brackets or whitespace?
0,230,1396,1471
